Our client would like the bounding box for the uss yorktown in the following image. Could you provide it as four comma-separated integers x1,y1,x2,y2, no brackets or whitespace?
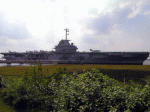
0,28,149,65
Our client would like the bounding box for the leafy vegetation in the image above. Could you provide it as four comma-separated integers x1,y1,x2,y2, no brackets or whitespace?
0,96,15,112
1,63,150,111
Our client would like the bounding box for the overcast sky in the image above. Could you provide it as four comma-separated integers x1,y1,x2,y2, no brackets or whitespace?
0,0,150,57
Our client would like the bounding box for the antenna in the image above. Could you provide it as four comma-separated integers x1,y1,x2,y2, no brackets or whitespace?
64,28,69,40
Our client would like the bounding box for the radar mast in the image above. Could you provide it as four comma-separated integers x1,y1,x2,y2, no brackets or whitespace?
64,28,69,40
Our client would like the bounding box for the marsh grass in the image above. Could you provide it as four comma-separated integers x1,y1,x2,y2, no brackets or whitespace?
1,64,150,85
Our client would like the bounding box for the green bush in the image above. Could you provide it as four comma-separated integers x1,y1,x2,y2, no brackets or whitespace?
1,63,57,111
54,69,150,112
1,65,150,111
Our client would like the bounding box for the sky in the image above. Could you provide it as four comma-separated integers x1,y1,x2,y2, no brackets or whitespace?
0,0,150,58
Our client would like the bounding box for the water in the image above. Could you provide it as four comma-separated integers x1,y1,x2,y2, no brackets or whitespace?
0,63,54,67
0,60,150,67
143,59,150,65
0,63,31,67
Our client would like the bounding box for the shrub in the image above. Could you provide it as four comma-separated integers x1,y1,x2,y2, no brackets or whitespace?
1,66,150,111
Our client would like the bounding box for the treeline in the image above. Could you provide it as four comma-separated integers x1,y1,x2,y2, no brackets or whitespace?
1,64,150,111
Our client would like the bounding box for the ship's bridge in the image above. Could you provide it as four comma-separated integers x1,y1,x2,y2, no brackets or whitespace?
54,39,78,53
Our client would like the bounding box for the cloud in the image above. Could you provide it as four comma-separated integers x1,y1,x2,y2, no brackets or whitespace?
127,7,141,18
110,8,131,24
97,24,147,52
119,1,131,9
143,10,150,15
0,12,31,40
79,4,150,51
0,36,7,46
82,34,99,45
118,0,147,19
82,7,131,36
3,22,30,39
81,0,150,37
85,15,111,35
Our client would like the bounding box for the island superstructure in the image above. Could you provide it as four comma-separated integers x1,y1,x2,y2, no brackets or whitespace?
0,28,149,65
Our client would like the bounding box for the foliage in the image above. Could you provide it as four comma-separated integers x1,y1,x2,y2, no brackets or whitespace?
1,64,150,111
0,96,16,112
54,69,150,112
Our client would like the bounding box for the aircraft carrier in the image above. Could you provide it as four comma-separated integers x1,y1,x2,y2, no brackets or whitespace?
0,29,149,65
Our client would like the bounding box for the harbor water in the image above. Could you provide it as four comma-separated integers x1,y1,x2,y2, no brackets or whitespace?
143,59,150,65
0,59,150,67
0,63,30,67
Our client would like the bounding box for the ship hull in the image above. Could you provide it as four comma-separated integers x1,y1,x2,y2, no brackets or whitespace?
1,51,149,65
58,52,149,65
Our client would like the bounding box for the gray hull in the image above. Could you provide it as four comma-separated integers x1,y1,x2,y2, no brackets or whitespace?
58,52,149,65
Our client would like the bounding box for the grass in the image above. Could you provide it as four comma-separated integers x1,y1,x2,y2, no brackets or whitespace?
1,64,150,85
1,64,150,75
